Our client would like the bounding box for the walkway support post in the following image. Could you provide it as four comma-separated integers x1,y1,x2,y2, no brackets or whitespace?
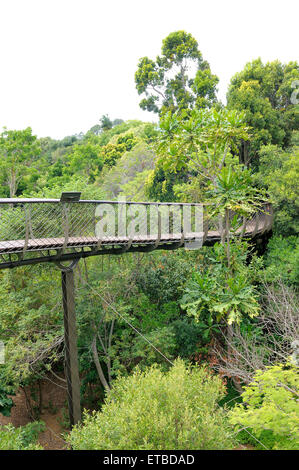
61,265,81,426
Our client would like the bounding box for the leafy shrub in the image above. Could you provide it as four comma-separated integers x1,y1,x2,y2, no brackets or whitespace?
264,235,299,285
237,428,291,450
0,392,14,417
0,373,15,417
230,363,299,450
135,254,190,306
257,144,299,236
171,318,208,357
68,360,234,450
0,421,45,450
181,271,260,325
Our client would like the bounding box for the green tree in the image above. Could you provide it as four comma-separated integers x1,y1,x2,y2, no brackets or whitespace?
99,133,138,168
146,107,250,201
151,107,265,281
67,360,234,450
0,374,15,417
88,124,102,136
152,108,249,191
264,236,299,285
100,114,113,131
0,422,44,450
67,141,104,182
135,31,219,115
98,115,124,132
230,363,299,450
0,127,41,197
256,142,299,236
101,142,154,200
227,58,299,167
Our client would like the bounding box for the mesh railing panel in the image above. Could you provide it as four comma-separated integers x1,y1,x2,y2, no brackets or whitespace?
0,200,272,256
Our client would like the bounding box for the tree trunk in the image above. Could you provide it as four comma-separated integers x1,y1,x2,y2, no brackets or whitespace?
91,336,110,391
9,169,17,198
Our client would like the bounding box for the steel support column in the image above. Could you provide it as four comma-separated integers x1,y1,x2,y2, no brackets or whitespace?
61,267,81,426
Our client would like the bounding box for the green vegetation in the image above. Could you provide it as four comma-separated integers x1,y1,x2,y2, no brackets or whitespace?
67,360,234,450
230,363,299,450
0,29,298,451
0,422,44,450
255,138,299,236
181,243,260,326
0,127,41,197
227,58,299,167
135,31,218,115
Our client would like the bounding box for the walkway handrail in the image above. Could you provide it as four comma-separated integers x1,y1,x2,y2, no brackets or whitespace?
0,199,273,269
0,198,207,206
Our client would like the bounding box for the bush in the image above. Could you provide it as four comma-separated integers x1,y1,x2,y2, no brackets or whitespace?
237,428,291,450
0,374,15,417
230,363,299,450
264,235,299,285
135,254,190,306
257,143,299,236
68,360,234,450
0,421,44,450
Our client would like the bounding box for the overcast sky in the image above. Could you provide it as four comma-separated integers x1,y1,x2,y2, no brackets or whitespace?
0,0,298,139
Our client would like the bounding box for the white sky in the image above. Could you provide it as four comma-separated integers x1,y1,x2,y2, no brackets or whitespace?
0,0,298,139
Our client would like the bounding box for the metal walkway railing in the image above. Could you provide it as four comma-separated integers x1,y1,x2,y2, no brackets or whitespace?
0,198,273,269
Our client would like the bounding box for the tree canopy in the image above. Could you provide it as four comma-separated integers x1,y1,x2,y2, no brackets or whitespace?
135,31,219,115
227,58,299,166
0,128,41,197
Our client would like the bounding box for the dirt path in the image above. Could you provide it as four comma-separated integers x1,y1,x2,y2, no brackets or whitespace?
0,373,70,450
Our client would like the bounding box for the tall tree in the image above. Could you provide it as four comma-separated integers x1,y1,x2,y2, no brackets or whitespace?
0,128,41,197
256,138,299,236
100,114,113,132
227,58,299,167
135,31,219,115
67,141,104,182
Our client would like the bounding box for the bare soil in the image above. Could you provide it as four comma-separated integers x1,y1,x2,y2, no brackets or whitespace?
0,373,70,450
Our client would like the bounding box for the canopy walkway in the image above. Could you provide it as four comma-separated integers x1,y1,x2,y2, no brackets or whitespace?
0,196,273,426
0,198,273,269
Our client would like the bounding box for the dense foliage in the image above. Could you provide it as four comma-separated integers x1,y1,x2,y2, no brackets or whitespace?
0,421,44,450
135,31,219,115
227,58,299,167
68,360,234,450
0,29,298,451
230,363,299,450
